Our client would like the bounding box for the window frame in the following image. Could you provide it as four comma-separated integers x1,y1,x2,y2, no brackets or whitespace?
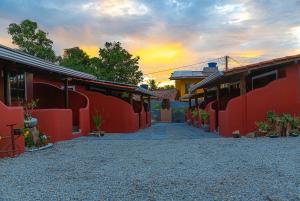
9,71,27,102
251,70,278,90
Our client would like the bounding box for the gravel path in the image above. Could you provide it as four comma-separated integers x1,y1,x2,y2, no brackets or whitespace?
0,123,299,201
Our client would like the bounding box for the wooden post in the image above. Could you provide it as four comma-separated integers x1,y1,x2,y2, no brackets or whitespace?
148,96,151,110
139,95,143,128
4,69,10,106
129,93,133,105
204,89,208,103
64,78,69,108
225,55,229,71
216,85,221,109
141,95,144,106
195,96,198,108
148,96,151,126
216,85,221,129
240,76,247,95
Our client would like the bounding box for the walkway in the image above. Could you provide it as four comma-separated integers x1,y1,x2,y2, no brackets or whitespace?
87,123,219,140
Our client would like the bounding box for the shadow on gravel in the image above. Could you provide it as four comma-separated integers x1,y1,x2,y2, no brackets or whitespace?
77,123,220,141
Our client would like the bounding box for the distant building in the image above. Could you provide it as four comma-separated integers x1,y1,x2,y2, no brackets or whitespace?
169,62,219,100
152,88,178,101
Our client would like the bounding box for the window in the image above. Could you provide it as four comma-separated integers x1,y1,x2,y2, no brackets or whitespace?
185,83,193,94
252,70,277,90
9,72,26,101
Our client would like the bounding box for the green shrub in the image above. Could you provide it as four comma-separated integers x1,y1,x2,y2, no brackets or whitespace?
92,109,102,131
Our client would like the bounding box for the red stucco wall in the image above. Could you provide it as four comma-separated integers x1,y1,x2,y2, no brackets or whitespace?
32,109,74,142
219,96,247,137
205,101,216,132
186,109,192,122
147,112,151,127
140,108,147,129
77,91,90,136
33,82,90,136
33,82,64,108
82,90,139,133
219,64,300,137
0,101,24,158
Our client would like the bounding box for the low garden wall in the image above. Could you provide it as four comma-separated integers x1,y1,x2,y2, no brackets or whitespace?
32,109,73,142
83,90,139,133
205,101,217,132
0,101,24,158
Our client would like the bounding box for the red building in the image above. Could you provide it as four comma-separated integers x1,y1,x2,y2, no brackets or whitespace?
189,54,300,137
0,44,152,158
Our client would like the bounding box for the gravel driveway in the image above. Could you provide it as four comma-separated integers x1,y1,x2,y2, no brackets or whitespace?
0,123,299,201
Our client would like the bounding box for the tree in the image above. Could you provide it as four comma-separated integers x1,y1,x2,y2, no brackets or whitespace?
7,19,56,62
147,79,158,90
60,47,98,75
158,85,175,90
98,42,143,85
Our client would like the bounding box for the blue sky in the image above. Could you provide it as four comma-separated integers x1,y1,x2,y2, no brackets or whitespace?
0,0,300,84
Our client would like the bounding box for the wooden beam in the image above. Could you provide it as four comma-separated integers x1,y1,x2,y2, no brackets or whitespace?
216,85,221,109
64,78,69,108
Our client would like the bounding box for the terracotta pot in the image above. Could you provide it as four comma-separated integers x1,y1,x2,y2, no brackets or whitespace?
255,130,268,137
100,131,105,136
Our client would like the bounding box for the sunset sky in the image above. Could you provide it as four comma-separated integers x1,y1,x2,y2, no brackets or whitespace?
0,0,300,85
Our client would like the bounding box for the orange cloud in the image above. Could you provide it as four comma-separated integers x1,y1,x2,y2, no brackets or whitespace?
232,50,264,58
81,45,99,57
0,36,14,48
132,43,184,64
131,43,198,83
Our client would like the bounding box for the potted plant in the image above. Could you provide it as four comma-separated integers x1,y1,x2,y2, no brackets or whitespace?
192,109,199,127
92,109,104,136
267,110,277,130
22,99,39,128
267,111,277,124
290,116,300,137
23,128,35,148
200,110,210,132
255,121,270,137
290,129,299,137
280,113,293,136
232,130,240,138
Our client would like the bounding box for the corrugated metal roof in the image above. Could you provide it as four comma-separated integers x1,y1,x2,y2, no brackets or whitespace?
170,71,208,80
135,87,156,96
189,71,224,93
0,44,97,80
169,67,219,80
74,78,137,90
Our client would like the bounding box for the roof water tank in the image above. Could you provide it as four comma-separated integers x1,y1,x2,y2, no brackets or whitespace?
208,62,217,68
140,84,149,89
